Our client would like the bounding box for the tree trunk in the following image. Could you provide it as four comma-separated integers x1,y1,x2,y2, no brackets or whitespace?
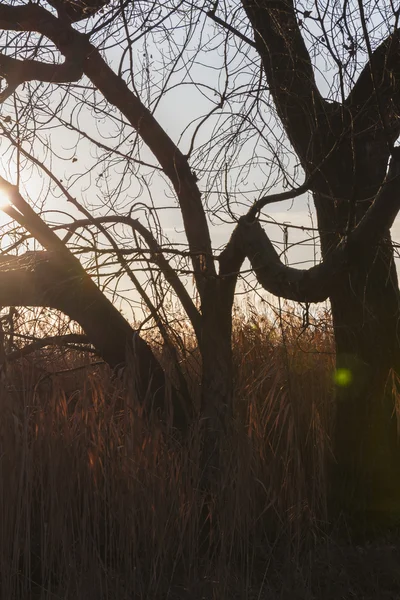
327,241,400,527
291,99,400,527
332,325,400,525
200,284,234,457
197,284,234,551
312,146,400,527
195,276,237,489
240,0,400,528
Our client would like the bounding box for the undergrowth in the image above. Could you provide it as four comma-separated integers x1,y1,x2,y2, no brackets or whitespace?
0,307,398,599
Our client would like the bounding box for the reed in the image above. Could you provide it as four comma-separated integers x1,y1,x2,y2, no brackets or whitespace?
1,305,394,599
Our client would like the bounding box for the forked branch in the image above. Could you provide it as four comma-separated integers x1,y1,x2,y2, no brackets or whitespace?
221,149,400,302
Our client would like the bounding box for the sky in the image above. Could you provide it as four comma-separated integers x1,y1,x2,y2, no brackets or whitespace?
0,0,398,324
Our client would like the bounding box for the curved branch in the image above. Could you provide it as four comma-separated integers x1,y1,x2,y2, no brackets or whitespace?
64,215,202,337
0,53,83,100
247,177,311,220
0,251,139,366
0,179,194,425
223,149,400,303
0,250,191,428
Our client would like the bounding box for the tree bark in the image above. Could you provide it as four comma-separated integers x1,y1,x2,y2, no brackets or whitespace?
198,255,242,477
200,290,234,431
329,254,400,528
311,113,400,527
242,0,400,528
316,182,400,528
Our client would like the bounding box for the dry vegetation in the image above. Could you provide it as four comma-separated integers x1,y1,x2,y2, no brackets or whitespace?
1,306,399,599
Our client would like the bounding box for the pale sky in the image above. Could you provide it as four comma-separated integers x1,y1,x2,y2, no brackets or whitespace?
0,1,398,324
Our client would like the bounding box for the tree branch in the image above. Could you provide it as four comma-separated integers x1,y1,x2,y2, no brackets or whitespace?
82,47,215,298
47,0,110,23
63,215,202,338
0,183,152,369
206,10,256,47
346,28,400,140
241,0,329,158
247,178,311,221
0,53,83,84
236,217,343,302
0,1,216,300
351,40,400,152
0,3,91,65
0,3,42,31
0,53,83,100
222,149,400,303
6,333,91,362
0,249,192,427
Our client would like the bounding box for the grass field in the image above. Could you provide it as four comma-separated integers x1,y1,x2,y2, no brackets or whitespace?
1,306,399,599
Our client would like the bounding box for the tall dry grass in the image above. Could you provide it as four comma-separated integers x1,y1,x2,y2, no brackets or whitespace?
0,306,366,599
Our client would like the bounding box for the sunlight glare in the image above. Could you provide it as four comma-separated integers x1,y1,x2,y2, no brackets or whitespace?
0,188,10,210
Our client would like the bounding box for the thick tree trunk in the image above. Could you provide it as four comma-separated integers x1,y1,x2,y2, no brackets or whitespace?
313,158,400,527
299,103,400,528
327,242,400,527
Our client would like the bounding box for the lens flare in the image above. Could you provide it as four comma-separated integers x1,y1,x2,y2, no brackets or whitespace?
334,368,353,387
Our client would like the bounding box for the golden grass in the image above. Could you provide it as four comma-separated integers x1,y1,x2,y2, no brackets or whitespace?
1,306,394,599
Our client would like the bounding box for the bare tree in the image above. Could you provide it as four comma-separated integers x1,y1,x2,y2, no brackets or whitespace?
0,0,399,525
